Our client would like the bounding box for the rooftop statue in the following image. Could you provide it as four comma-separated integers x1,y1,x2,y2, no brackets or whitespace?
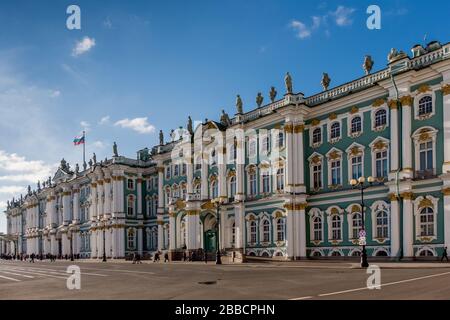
269,86,277,102
236,95,243,114
83,161,87,171
187,116,193,135
113,141,118,157
321,73,331,91
60,158,68,171
220,109,231,126
387,48,407,63
88,159,93,167
27,185,31,195
37,180,41,190
363,55,374,75
75,163,79,174
284,72,293,94
92,153,97,164
159,130,164,145
256,92,264,107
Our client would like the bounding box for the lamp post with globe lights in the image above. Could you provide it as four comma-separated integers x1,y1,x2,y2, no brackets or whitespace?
350,175,374,268
212,197,225,265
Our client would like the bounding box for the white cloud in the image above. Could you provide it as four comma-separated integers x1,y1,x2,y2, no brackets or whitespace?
0,150,55,184
80,121,90,132
330,6,356,26
91,141,107,149
98,115,110,125
290,16,321,39
114,117,156,134
72,36,96,57
50,90,60,98
0,186,25,194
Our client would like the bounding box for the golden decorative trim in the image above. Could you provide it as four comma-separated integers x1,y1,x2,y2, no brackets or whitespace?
97,180,104,185
137,178,143,183
175,199,186,210
418,236,432,243
63,191,71,196
328,150,340,160
311,155,321,165
275,211,284,218
157,167,164,173
351,204,361,213
329,113,337,120
294,124,305,133
104,178,111,183
417,84,431,93
91,183,97,188
372,140,387,151
418,198,433,209
297,203,308,210
400,192,414,200
283,203,294,211
330,207,340,215
418,132,430,142
388,193,399,201
72,189,80,193
201,201,215,210
350,146,361,156
209,175,217,182
186,210,200,216
156,221,164,225
442,188,450,196
442,84,450,95
350,106,359,114
372,98,386,107
387,99,397,109
168,212,176,218
311,119,320,126
284,123,294,133
400,95,413,106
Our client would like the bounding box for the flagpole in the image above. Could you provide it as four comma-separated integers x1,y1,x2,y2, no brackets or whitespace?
83,130,86,166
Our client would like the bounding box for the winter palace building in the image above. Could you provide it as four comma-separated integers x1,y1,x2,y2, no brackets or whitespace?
3,40,450,261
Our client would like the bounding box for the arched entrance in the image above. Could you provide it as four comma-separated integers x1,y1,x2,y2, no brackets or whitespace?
202,213,217,253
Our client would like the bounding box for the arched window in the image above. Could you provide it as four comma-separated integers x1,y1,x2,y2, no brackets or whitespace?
375,250,388,257
250,221,257,243
164,188,171,205
351,213,362,239
313,216,322,241
420,207,434,236
419,249,434,256
312,163,322,189
351,250,361,257
312,128,321,144
276,218,285,241
376,210,389,238
261,251,270,257
229,176,236,198
262,172,271,193
262,220,270,242
312,251,322,257
418,96,432,115
375,109,387,128
195,156,202,171
375,150,388,178
330,159,341,185
174,164,179,176
330,122,341,139
351,117,362,134
331,251,341,257
127,196,135,216
351,155,363,180
181,186,187,200
331,215,341,240
276,168,284,191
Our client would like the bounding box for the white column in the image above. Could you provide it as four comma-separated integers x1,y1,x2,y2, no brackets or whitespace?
444,189,450,249
137,227,143,255
157,222,164,251
218,145,227,199
295,125,305,189
62,187,71,224
137,176,143,217
201,154,209,200
50,234,57,255
90,181,98,220
90,231,97,258
401,99,413,175
97,181,104,218
187,156,194,195
187,212,200,249
284,123,294,193
234,204,244,249
111,228,117,258
443,86,450,173
286,208,295,258
157,167,165,212
169,213,176,250
402,193,414,257
389,102,399,172
235,129,245,201
297,206,306,258
104,178,112,215
390,195,401,257
73,187,80,223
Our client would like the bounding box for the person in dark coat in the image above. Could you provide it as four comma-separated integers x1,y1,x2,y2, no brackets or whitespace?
442,247,449,262
204,251,208,264
183,250,187,262
164,252,169,263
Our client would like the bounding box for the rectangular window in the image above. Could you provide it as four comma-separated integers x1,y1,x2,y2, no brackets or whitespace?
375,150,388,178
249,173,257,196
313,164,322,189
419,141,433,171
331,160,341,185
262,173,270,193
351,156,362,180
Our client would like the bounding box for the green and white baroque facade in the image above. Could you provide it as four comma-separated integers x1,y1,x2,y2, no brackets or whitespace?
4,40,450,260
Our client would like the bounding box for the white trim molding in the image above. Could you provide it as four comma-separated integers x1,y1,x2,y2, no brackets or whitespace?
413,195,439,242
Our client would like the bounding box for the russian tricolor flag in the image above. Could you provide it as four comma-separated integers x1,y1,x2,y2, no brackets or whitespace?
73,135,85,145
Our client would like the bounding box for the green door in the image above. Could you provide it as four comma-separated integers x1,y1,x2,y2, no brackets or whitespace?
204,230,217,253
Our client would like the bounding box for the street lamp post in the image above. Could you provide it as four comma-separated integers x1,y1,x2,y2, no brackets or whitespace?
102,220,107,262
350,176,374,268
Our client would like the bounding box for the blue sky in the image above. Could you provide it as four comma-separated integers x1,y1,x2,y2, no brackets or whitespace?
0,0,449,232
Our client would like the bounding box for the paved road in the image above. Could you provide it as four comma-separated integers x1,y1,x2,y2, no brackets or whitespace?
0,260,450,300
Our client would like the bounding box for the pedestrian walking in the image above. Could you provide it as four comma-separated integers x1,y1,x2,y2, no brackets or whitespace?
132,252,137,264
204,251,208,264
442,247,449,262
30,253,35,263
183,250,187,262
164,252,169,263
